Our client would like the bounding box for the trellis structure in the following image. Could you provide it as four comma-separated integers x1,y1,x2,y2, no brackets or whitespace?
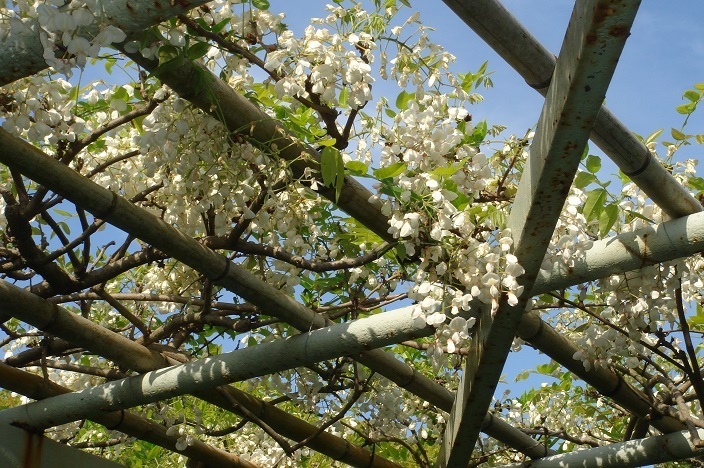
0,0,702,466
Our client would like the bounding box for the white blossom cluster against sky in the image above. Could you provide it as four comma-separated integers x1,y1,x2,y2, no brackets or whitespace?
273,0,704,160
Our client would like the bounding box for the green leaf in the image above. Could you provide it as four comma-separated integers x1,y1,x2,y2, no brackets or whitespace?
689,315,704,326
585,155,601,173
431,164,462,177
644,129,663,144
58,221,71,235
345,160,368,175
385,108,397,118
374,162,406,180
395,243,407,262
68,85,80,101
157,44,180,65
695,83,704,91
338,87,349,107
113,87,128,101
155,45,184,76
317,138,337,147
104,57,116,74
684,90,700,102
395,90,412,110
211,17,231,33
599,203,619,237
690,176,704,190
624,209,654,224
583,188,607,221
464,120,488,146
335,153,345,201
432,157,471,177
252,0,270,9
132,115,146,134
574,171,596,189
186,41,210,61
451,193,470,210
676,103,696,115
671,128,687,140
580,143,589,160
320,146,339,187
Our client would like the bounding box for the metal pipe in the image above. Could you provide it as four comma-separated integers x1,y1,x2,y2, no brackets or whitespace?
0,362,253,467
0,285,398,467
0,304,432,429
439,0,641,463
442,0,702,219
0,280,169,371
534,211,704,295
505,429,704,467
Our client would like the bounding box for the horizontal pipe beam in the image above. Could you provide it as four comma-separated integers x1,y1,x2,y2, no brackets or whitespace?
0,280,170,371
0,362,252,467
506,429,704,467
0,304,432,429
442,0,702,219
534,212,704,295
0,282,397,468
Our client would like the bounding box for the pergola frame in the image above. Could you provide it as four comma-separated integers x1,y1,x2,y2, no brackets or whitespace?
0,0,701,466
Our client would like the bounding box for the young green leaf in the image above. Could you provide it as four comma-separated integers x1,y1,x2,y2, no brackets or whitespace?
252,0,270,10
395,90,412,110
464,119,488,146
583,188,607,221
321,146,339,187
599,203,619,237
676,103,696,115
345,160,368,175
186,41,211,61
374,162,406,180
585,155,601,173
684,89,700,102
338,87,349,107
644,129,663,144
574,171,596,189
671,128,687,140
